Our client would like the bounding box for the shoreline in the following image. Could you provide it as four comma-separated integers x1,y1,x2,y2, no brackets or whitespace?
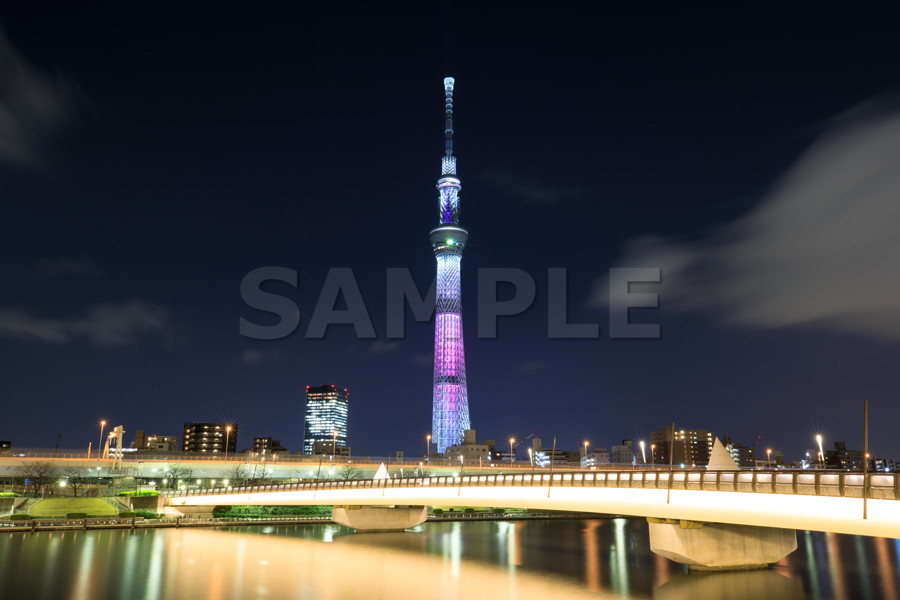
0,511,610,533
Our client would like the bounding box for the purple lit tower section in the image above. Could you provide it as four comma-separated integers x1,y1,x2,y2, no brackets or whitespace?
430,77,471,453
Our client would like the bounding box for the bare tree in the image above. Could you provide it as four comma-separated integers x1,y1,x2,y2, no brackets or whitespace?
220,464,250,487
337,465,362,480
62,467,90,497
20,461,58,496
160,464,193,489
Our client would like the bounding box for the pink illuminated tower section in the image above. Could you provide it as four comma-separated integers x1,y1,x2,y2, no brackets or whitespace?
430,76,471,453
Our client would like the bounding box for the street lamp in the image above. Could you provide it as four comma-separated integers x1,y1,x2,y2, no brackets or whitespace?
225,425,232,461
650,444,656,467
426,434,431,461
816,434,825,469
509,438,515,463
332,430,338,464
98,420,107,460
527,448,534,475
639,440,647,465
766,448,772,468
458,454,464,478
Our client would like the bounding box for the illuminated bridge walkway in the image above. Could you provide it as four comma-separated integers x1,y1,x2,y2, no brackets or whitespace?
165,469,900,539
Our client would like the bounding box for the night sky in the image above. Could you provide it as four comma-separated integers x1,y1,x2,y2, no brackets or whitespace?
2,7,900,462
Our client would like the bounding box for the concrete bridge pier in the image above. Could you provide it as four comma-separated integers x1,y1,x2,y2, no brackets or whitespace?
648,519,797,571
331,506,428,532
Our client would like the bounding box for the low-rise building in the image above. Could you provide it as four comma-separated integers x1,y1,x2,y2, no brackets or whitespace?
444,430,494,461
252,437,289,455
611,440,634,464
312,441,351,456
133,430,178,452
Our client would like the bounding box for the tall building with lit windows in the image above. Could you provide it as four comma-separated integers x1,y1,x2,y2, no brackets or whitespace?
650,425,714,466
303,384,349,455
430,77,471,453
182,422,237,454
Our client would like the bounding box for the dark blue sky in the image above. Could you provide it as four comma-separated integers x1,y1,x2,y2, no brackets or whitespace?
2,7,900,461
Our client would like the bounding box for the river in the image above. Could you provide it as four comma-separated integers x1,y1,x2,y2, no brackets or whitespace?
1,519,898,599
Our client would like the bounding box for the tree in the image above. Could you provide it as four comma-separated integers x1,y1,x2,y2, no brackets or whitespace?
62,467,90,497
337,465,362,480
220,464,250,487
160,464,193,489
20,461,58,496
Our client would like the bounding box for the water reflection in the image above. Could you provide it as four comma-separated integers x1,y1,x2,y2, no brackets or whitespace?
654,570,804,600
0,520,897,599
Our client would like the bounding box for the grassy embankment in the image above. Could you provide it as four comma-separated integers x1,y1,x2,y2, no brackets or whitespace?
28,498,118,517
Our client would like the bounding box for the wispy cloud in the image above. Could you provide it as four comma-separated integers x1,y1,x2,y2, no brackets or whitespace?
32,257,101,279
516,360,548,373
409,353,432,367
368,340,400,355
241,348,284,365
481,169,586,204
0,300,171,346
0,23,72,169
591,99,900,341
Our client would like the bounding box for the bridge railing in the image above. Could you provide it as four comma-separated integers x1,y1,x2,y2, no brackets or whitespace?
163,469,900,501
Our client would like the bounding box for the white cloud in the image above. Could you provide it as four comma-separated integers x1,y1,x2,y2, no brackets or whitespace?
0,24,72,169
0,300,171,346
591,100,900,341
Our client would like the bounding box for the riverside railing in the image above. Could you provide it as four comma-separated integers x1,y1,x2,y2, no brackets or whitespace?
163,470,900,501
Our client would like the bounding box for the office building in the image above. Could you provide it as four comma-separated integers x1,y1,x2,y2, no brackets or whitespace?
303,384,349,455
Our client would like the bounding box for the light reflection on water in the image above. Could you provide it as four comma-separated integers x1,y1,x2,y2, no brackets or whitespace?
0,519,897,600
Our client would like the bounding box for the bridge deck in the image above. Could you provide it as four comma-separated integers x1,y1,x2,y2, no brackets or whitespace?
166,470,900,539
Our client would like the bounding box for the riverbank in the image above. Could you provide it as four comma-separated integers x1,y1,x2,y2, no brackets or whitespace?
0,510,605,533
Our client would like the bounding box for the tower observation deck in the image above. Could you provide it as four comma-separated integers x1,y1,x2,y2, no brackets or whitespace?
430,77,471,453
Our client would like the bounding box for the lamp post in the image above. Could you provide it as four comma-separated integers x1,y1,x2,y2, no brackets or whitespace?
459,454,464,477
509,438,515,463
225,425,232,461
766,448,772,468
816,434,825,469
527,448,534,475
426,434,431,461
98,420,107,460
639,440,647,465
651,444,656,467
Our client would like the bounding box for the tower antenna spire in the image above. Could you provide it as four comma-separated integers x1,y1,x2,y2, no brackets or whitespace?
442,77,457,176
444,77,455,156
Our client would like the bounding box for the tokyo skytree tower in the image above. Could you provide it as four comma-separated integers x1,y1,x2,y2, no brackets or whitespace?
430,77,471,453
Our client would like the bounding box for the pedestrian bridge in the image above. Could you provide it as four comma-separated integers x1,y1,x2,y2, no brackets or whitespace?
165,469,900,539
